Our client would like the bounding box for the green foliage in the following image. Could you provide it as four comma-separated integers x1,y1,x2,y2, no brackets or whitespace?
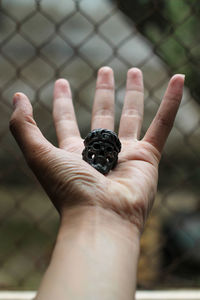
118,0,200,103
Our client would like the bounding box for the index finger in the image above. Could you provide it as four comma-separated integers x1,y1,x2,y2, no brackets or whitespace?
53,79,80,149
143,74,185,153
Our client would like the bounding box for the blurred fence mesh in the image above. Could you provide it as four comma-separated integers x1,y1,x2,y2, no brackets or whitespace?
0,0,200,291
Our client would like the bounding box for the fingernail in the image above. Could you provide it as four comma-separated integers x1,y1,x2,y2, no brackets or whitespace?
179,74,185,82
13,93,20,108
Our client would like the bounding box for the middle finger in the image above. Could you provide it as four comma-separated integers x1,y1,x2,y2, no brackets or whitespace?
91,66,115,131
118,68,144,140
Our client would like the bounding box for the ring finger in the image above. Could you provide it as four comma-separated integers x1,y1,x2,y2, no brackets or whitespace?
118,68,144,140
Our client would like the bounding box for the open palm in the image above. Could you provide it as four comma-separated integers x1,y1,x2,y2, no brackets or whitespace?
10,67,184,231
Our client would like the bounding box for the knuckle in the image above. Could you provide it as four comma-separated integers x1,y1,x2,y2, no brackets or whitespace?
96,84,113,90
123,108,142,119
9,111,36,132
23,113,37,126
95,108,113,117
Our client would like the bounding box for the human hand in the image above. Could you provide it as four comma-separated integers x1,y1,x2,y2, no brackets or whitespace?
10,67,184,232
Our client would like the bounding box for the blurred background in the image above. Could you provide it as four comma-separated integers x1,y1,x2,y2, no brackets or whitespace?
0,0,200,291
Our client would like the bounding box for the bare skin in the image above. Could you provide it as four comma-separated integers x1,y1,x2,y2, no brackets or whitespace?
10,67,184,300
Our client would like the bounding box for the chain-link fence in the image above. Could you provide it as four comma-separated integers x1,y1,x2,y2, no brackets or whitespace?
0,0,200,291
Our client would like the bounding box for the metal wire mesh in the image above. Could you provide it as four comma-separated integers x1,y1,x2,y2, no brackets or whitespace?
0,0,200,290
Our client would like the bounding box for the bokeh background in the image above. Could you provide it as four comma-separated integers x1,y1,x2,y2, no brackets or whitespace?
0,0,200,291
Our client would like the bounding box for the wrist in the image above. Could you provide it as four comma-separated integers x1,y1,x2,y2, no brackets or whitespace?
58,205,141,244
58,205,140,300
37,205,140,300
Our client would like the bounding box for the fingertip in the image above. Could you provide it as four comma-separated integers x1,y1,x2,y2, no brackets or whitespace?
171,73,185,83
126,68,143,91
168,74,185,94
55,78,70,86
10,92,35,139
98,66,113,75
127,67,142,77
96,66,114,88
174,73,185,78
13,92,29,108
54,78,72,98
13,92,25,100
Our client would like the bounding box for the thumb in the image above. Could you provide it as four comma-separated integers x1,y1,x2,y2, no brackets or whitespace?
10,92,54,166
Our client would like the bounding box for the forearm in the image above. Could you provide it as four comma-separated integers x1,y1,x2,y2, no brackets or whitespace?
35,205,141,300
